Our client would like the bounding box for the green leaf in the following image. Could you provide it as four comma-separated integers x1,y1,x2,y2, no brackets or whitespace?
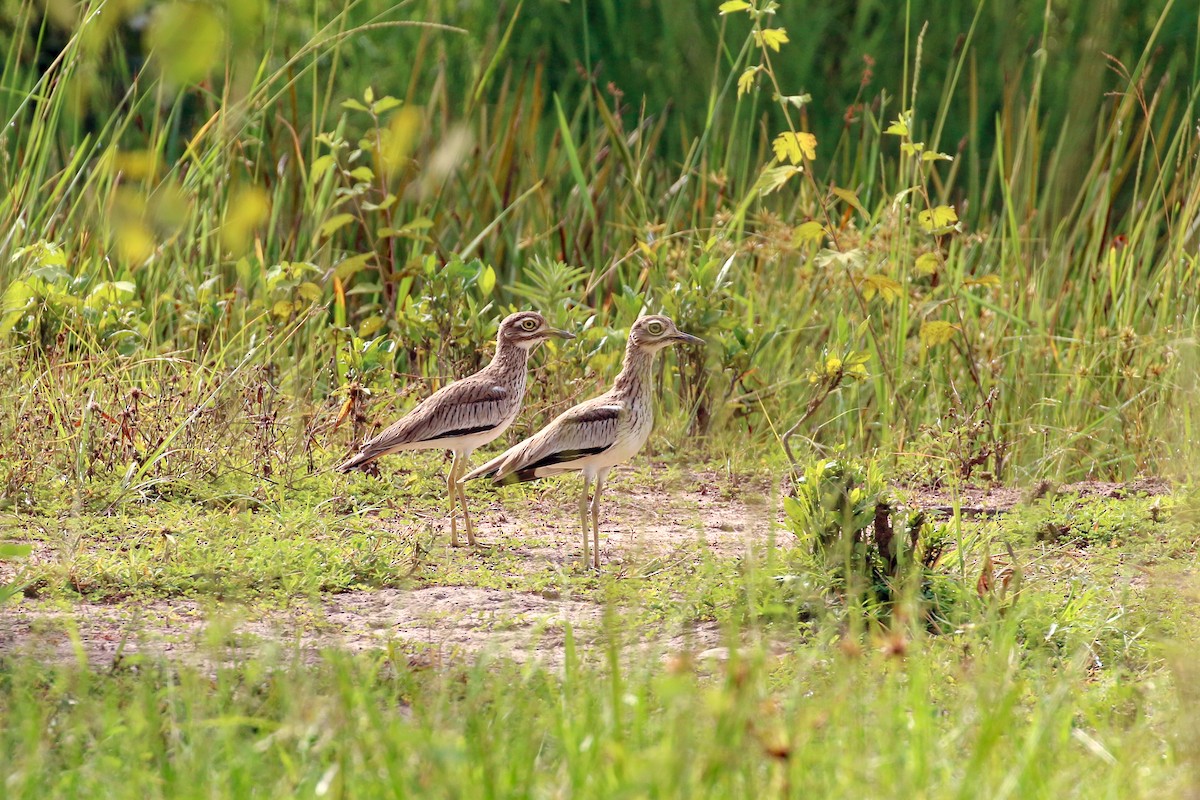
358,315,385,338
754,28,789,51
718,0,751,13
349,166,375,182
831,186,869,219
296,282,323,303
737,67,760,98
772,131,817,165
309,154,336,187
342,98,369,112
793,221,828,247
372,96,403,114
920,320,959,348
814,248,865,270
320,213,357,239
334,253,374,280
965,274,1001,288
922,150,954,162
914,252,941,275
859,274,903,304
478,265,496,296
754,165,803,195
918,205,960,234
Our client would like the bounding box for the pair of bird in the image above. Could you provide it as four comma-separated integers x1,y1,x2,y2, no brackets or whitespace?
336,312,703,568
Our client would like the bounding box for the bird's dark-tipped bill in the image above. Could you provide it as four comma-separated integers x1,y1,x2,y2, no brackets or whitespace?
548,328,576,339
673,331,704,345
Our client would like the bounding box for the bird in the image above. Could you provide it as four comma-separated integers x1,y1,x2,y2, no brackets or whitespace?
460,314,703,568
336,311,574,547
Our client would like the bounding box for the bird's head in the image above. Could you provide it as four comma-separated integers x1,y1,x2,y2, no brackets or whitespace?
628,314,704,353
497,311,575,350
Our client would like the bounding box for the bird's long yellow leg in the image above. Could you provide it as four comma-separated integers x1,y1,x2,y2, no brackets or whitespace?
578,474,593,568
447,453,462,547
455,451,477,546
590,471,606,569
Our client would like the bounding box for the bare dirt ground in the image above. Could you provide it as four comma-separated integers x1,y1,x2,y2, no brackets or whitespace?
0,472,1173,668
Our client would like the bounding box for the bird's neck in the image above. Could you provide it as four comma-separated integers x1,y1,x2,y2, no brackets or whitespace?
487,340,530,374
612,343,656,398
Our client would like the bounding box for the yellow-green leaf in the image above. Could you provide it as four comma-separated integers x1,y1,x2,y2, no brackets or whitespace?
831,186,869,219
918,205,959,233
320,213,357,239
793,220,827,247
478,265,496,296
718,0,751,13
915,252,940,275
271,299,294,319
772,131,817,165
334,253,374,280
860,274,903,304
964,274,1001,288
900,141,925,156
922,150,953,162
737,66,760,97
358,315,385,338
920,320,960,348
754,28,789,51
296,282,323,303
754,165,803,195
884,112,911,137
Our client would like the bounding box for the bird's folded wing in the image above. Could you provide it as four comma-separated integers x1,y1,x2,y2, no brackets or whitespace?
360,382,510,452
469,402,622,482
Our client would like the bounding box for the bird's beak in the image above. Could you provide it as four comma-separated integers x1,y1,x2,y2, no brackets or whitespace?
547,328,576,340
673,331,704,345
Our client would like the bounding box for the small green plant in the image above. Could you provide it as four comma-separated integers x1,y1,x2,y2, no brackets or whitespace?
784,456,953,621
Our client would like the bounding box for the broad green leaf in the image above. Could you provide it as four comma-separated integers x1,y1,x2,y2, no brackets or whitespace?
860,274,903,304
918,205,960,234
478,265,496,296
814,248,865,270
349,166,375,182
737,67,760,97
793,220,827,247
320,213,357,239
342,98,369,112
831,186,869,219
915,252,940,275
372,96,403,114
296,282,323,303
718,0,751,13
920,320,959,348
922,150,953,162
754,165,803,195
358,315,385,338
772,131,817,164
271,299,294,319
334,253,374,280
309,154,336,187
754,28,789,51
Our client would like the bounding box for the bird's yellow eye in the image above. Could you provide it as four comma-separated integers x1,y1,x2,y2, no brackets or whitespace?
521,317,539,331
646,321,665,335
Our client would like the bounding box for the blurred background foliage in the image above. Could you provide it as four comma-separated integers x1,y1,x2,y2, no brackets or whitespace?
0,0,1197,498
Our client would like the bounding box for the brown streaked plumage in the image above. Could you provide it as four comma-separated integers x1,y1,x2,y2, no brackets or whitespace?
337,311,574,546
461,314,703,567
